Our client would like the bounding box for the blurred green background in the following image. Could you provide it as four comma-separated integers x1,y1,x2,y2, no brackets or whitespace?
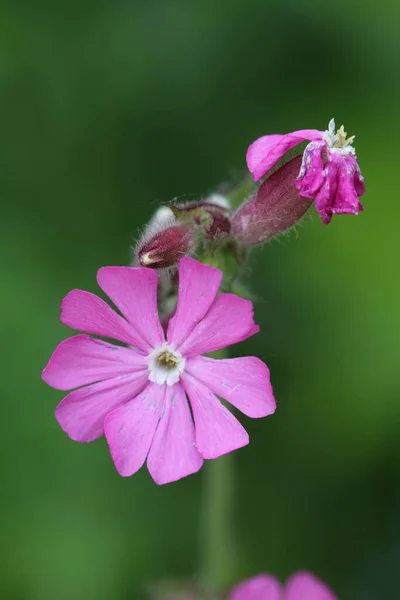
1,0,399,598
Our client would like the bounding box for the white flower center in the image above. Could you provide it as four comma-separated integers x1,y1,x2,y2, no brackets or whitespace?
323,118,356,155
147,343,186,386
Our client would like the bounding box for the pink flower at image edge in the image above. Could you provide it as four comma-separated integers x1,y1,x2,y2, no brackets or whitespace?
246,119,365,224
42,257,276,484
230,571,338,600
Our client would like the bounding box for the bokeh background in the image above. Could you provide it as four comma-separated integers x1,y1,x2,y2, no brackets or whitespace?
1,0,399,598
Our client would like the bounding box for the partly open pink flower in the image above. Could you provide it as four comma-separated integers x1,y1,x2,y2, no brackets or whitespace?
229,571,338,600
246,119,365,224
42,257,276,484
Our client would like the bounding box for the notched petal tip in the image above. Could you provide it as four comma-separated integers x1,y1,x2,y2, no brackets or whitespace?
229,574,282,600
41,334,90,390
179,255,222,279
285,571,338,600
96,264,159,286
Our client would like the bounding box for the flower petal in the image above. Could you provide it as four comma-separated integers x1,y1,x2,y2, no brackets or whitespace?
147,383,203,484
61,289,142,347
182,373,249,459
178,294,259,357
313,152,364,225
42,334,147,391
97,267,164,352
247,129,323,181
185,356,276,418
104,382,164,477
229,574,282,600
167,257,222,348
55,372,149,442
285,572,338,600
296,141,326,199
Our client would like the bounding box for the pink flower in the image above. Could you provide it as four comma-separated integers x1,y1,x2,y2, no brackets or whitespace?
42,257,276,484
229,571,338,600
246,119,365,224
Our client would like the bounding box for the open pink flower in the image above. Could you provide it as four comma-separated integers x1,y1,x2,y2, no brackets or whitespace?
42,257,276,484
229,571,338,600
246,119,365,224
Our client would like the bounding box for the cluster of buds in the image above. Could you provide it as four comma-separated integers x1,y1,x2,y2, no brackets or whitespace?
136,195,232,271
135,119,365,275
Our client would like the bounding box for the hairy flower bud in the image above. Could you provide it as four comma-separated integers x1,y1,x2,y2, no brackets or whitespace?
138,224,192,268
231,156,312,245
135,207,192,269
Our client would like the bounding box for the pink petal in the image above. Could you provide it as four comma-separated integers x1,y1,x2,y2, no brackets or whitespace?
185,356,276,418
285,572,338,600
296,141,326,198
167,257,222,348
104,382,165,477
229,575,282,600
61,289,143,347
42,334,147,391
297,142,365,225
97,267,164,352
247,130,323,182
55,372,149,442
313,152,364,225
178,294,259,357
354,165,365,196
147,383,203,484
182,373,249,459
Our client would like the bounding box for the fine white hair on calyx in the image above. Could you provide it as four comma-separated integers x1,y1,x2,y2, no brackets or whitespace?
206,193,231,209
134,206,177,262
142,206,176,241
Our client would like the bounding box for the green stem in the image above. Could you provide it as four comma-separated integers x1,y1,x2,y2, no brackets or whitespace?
200,453,236,591
199,350,237,592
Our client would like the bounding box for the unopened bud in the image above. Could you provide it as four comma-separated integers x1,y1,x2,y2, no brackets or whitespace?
231,156,312,245
136,207,193,269
138,224,192,269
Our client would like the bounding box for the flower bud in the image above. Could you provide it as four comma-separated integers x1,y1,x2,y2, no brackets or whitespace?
137,224,192,268
231,156,312,245
135,207,192,269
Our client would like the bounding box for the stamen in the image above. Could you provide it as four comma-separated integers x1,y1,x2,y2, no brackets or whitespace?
324,119,356,152
157,351,178,369
336,124,355,148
